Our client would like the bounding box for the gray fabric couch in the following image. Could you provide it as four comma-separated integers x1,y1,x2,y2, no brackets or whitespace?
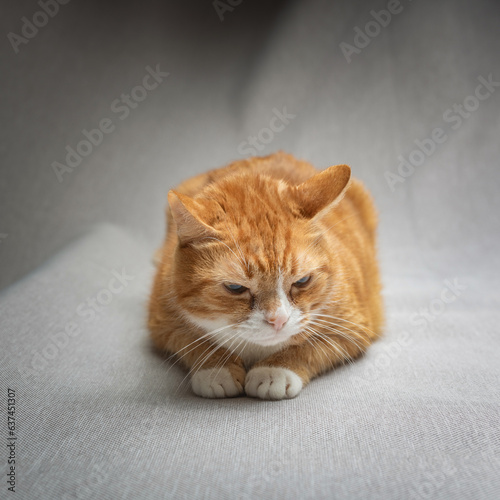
1,0,499,498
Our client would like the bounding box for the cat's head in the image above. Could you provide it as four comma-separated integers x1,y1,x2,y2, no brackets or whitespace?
168,164,351,349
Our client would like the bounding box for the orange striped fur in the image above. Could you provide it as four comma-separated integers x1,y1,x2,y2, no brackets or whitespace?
148,152,383,399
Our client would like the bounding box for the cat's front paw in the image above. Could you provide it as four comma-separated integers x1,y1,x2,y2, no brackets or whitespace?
191,367,244,398
245,366,303,400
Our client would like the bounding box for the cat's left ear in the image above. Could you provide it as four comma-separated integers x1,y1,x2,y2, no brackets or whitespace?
292,164,351,220
168,191,219,245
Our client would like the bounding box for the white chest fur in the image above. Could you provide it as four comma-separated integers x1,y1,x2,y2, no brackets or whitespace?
217,339,286,369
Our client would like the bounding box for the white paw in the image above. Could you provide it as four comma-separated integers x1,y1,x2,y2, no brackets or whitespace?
191,367,243,398
245,367,303,400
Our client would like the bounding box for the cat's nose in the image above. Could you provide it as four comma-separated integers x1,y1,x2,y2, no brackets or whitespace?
265,309,289,331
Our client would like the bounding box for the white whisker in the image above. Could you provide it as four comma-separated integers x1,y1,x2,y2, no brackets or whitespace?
162,323,238,375
308,319,367,351
176,328,243,394
309,312,376,337
305,326,355,366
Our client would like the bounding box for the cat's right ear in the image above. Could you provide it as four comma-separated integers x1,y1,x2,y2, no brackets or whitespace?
168,191,219,245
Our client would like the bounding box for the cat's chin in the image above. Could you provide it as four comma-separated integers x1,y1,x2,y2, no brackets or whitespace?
249,337,289,347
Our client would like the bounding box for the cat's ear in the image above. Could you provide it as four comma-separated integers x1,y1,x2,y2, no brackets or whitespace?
168,191,219,244
293,164,351,220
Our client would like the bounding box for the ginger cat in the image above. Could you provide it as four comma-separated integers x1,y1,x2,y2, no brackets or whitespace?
148,152,383,400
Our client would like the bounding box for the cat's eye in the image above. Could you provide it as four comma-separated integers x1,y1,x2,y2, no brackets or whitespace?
294,275,311,287
224,283,248,294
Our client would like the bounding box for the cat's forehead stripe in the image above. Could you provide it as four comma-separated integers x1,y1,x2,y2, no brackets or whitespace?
234,229,295,275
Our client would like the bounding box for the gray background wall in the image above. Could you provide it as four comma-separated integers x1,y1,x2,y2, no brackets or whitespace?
2,0,499,292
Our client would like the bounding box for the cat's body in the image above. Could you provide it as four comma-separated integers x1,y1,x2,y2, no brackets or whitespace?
149,152,383,399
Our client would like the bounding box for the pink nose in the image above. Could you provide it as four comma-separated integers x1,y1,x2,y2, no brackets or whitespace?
265,311,289,331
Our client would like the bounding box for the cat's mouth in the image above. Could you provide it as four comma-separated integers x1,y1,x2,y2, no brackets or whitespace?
248,328,296,347
243,316,303,347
